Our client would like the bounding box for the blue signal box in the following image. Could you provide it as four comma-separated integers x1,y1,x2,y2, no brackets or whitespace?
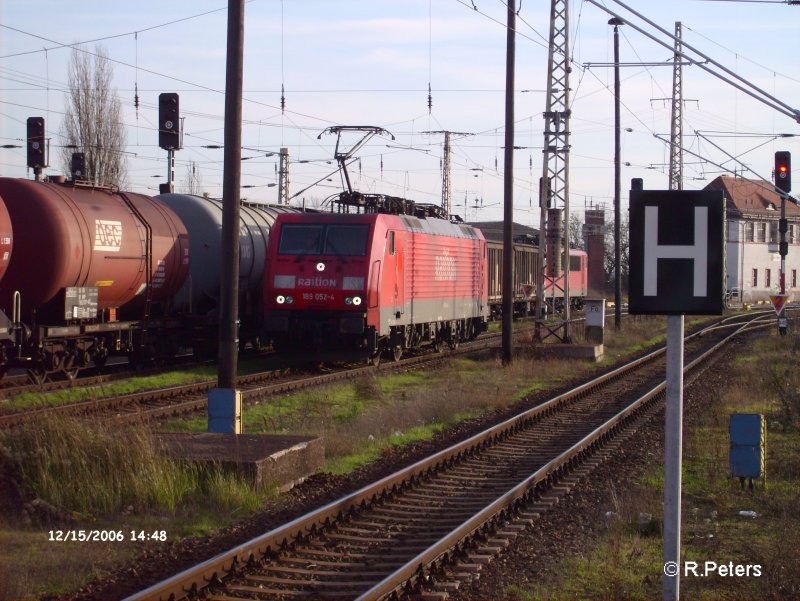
729,413,766,479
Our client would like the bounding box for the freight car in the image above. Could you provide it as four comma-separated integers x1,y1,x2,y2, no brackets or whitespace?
0,177,190,382
486,238,588,319
263,193,488,364
156,193,300,357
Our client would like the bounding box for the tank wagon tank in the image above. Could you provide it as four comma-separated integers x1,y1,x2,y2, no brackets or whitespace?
157,193,299,354
0,177,189,380
0,195,13,284
263,193,488,363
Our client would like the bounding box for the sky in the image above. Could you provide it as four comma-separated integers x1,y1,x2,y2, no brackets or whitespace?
1,0,798,228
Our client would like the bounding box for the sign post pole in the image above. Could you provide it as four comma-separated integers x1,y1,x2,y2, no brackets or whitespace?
663,314,684,601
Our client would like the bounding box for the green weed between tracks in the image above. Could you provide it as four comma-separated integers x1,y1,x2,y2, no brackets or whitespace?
1,367,218,412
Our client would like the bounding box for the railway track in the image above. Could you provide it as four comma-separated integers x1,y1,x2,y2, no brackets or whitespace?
0,331,506,429
124,312,772,601
0,304,630,403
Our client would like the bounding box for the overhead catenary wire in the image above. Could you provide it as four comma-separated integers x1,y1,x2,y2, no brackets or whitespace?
584,0,800,122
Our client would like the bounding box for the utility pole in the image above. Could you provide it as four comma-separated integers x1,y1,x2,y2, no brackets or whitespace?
610,17,624,331
278,147,290,205
536,0,572,343
210,0,245,435
502,1,516,364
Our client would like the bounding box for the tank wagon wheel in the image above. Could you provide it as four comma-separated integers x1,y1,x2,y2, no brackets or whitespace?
63,367,80,381
369,352,381,367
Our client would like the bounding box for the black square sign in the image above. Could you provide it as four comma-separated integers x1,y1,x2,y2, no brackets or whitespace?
629,189,725,315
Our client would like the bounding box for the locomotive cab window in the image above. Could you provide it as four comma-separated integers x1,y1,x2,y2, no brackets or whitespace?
279,224,323,255
278,223,370,256
324,225,369,256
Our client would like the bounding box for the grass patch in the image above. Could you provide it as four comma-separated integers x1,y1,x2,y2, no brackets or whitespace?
325,421,453,475
2,367,218,412
0,415,262,517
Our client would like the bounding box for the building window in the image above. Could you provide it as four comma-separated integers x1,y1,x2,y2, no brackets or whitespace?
793,269,797,288
745,222,755,242
765,269,771,289
757,222,767,242
752,268,758,287
769,221,778,243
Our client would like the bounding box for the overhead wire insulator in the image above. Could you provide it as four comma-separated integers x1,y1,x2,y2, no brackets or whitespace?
281,84,286,114
427,83,433,114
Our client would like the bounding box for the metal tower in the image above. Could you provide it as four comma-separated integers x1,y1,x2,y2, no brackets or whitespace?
423,130,473,218
536,0,572,342
278,147,290,205
442,132,451,217
669,22,683,191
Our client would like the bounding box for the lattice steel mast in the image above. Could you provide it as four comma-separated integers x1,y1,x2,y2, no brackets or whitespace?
423,130,473,218
535,0,572,342
669,22,683,191
278,147,290,205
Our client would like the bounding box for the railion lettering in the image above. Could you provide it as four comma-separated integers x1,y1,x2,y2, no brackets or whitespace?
297,276,338,288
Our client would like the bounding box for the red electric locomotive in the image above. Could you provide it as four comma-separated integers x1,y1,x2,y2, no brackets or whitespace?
263,193,489,363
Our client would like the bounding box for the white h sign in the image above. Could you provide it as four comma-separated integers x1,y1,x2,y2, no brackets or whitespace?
644,206,708,297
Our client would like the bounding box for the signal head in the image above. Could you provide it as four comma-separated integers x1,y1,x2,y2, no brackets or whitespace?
775,151,791,193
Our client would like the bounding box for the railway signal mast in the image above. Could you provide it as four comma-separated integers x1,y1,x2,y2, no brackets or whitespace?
158,92,181,194
535,0,572,343
775,150,791,335
26,117,47,181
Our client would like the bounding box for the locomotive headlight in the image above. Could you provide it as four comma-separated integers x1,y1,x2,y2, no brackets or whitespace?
352,296,362,306
345,297,353,305
276,295,286,305
316,262,326,272
285,295,294,304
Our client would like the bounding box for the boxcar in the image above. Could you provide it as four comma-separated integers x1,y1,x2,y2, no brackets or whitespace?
486,239,588,318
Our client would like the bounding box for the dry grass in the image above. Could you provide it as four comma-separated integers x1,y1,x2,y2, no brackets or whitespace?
0,416,261,517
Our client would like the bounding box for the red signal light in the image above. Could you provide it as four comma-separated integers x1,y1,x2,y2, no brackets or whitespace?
775,151,791,193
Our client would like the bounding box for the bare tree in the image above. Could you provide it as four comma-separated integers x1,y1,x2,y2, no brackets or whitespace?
180,162,203,195
568,212,584,250
604,211,629,293
61,45,127,188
